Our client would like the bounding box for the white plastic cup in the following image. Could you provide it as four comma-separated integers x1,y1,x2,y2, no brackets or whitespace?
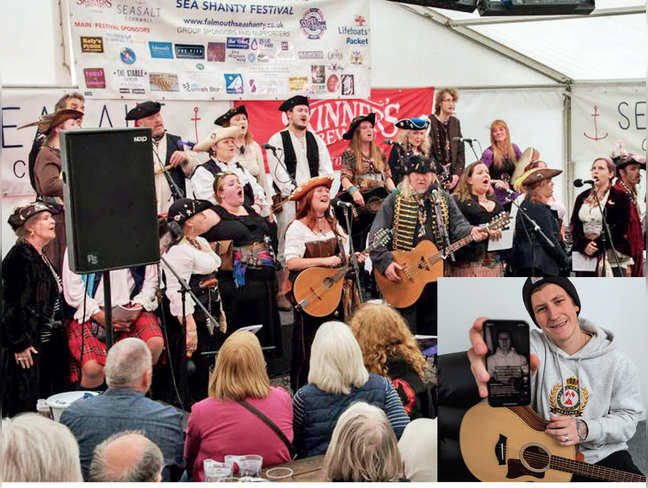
204,459,233,482
239,455,263,477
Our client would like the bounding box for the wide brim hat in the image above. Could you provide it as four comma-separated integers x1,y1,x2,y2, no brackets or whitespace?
125,101,164,121
18,109,83,135
515,167,562,190
289,176,333,202
194,126,244,152
8,201,59,231
522,277,581,327
214,105,247,126
278,95,309,112
395,117,430,131
167,198,212,226
510,147,536,186
403,154,436,175
342,113,376,140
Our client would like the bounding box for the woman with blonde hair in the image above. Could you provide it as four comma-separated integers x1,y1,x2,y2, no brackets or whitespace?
350,303,434,419
481,120,522,208
388,117,431,186
324,402,405,482
184,331,293,481
292,321,409,458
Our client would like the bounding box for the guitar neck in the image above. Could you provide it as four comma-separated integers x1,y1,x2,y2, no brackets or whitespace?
550,456,646,482
445,232,475,255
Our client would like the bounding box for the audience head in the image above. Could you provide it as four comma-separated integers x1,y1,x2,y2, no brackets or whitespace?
308,321,369,395
105,337,152,392
55,91,85,114
209,331,270,401
0,413,82,482
324,402,404,482
350,303,427,381
89,431,163,482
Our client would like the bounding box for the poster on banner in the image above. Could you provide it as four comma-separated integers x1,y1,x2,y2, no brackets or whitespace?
68,0,371,101
238,87,436,169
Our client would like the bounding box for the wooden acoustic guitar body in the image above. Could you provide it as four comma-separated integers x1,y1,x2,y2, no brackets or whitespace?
459,402,576,482
373,240,444,308
293,266,345,317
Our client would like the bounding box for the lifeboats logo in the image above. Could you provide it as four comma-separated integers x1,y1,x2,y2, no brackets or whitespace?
300,8,326,40
77,0,112,7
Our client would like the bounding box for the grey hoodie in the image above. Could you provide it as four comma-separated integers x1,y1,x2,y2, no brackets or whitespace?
531,318,644,464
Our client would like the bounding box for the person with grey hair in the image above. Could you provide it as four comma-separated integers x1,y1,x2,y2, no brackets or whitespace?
0,413,83,482
324,402,405,482
292,321,410,458
60,338,184,481
89,431,163,482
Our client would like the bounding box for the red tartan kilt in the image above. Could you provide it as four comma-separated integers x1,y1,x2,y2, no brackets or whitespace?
66,311,162,383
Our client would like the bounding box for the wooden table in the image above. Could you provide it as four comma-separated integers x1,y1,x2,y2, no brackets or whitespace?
262,455,325,482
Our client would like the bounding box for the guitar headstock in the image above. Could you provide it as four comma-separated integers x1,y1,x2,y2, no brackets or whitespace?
366,228,393,252
485,212,512,232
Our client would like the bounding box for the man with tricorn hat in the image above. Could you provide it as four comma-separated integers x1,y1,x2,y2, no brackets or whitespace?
20,109,83,273
611,145,645,276
267,95,334,308
369,154,488,334
125,101,198,215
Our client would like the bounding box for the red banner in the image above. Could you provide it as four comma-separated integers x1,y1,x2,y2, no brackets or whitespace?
236,87,435,171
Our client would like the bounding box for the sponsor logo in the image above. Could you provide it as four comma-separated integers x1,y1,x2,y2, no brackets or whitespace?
249,79,257,93
258,38,274,49
281,41,289,51
133,136,148,142
76,0,112,7
148,41,173,59
196,62,204,70
338,23,369,45
247,52,256,63
250,38,258,51
112,66,147,93
226,37,250,49
83,68,106,88
341,74,354,96
354,15,366,26
298,50,323,60
207,42,225,62
346,37,368,45
224,73,244,94
182,81,209,93
350,51,363,65
338,26,369,36
257,53,270,63
328,63,343,72
227,51,247,64
116,3,161,23
81,36,104,53
175,43,204,59
119,47,136,64
327,50,343,61
288,76,308,91
311,65,325,84
326,74,340,93
150,72,179,92
300,8,326,40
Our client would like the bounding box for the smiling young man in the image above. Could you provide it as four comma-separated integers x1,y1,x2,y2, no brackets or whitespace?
468,277,644,481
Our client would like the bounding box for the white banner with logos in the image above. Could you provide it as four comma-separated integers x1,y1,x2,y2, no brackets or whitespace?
68,0,371,100
0,87,230,255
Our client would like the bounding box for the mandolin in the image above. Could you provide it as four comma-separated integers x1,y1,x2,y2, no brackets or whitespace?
459,402,646,482
374,212,511,308
292,228,392,317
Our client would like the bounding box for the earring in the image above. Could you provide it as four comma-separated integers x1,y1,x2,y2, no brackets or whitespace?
29,230,35,237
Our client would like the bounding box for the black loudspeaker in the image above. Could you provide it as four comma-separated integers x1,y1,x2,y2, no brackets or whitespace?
61,128,159,273
388,0,477,13
479,0,594,15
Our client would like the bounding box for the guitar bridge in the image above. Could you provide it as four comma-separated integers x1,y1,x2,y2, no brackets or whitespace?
495,434,507,466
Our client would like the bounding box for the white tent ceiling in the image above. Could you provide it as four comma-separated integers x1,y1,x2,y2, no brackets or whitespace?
401,0,647,83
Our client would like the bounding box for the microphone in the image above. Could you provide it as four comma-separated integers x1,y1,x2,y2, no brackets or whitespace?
383,139,400,145
332,199,353,209
452,137,475,144
574,179,595,187
262,143,278,153
177,140,195,150
491,181,516,196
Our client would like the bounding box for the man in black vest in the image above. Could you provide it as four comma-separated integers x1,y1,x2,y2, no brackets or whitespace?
126,101,198,215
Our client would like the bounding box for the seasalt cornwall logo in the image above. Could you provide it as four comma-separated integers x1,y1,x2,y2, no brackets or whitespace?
300,8,326,40
77,0,112,6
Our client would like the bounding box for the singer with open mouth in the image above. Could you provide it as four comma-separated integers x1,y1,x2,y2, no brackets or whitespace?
450,161,505,277
369,155,488,335
569,157,635,277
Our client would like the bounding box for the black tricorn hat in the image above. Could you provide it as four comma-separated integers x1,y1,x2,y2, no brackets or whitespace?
214,105,247,126
403,154,437,175
167,198,212,226
278,95,309,112
126,101,164,121
342,113,376,140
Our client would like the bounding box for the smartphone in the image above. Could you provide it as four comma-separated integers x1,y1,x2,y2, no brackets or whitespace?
483,320,531,407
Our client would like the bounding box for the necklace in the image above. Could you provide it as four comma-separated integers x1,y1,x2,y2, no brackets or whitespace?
619,180,636,202
41,253,62,293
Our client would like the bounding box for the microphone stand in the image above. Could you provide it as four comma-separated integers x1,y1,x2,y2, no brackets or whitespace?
153,142,185,201
462,139,480,161
340,205,366,303
588,184,622,276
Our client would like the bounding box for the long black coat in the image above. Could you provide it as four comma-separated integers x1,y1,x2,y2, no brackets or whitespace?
0,240,68,416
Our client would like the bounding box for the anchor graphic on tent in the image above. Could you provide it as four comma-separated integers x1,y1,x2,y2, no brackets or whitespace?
584,105,608,141
191,106,201,142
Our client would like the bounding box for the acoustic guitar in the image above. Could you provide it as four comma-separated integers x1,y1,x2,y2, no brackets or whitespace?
459,402,646,482
292,228,392,317
374,212,511,308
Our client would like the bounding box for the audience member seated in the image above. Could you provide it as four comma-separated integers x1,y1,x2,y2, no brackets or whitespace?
324,402,406,482
0,413,83,482
293,321,409,458
398,417,439,481
89,431,164,482
184,331,293,482
350,302,435,419
60,338,184,481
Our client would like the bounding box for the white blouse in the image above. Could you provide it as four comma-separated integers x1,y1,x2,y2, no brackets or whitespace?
163,236,221,317
578,191,609,237
284,220,349,262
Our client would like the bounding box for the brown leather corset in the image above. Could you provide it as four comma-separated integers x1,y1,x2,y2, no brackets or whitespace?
304,237,340,259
